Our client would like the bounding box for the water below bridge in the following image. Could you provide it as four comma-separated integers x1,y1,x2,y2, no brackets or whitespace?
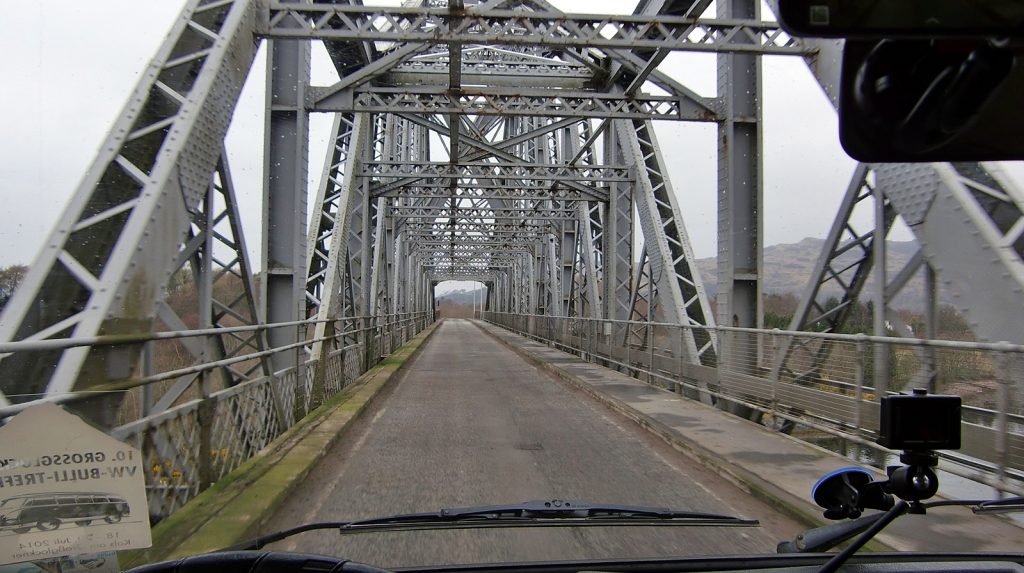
262,319,803,568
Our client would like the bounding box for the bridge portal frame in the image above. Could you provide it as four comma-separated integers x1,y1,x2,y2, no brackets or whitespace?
0,0,1022,499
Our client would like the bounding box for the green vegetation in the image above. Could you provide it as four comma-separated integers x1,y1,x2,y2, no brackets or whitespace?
764,293,973,338
764,293,994,397
0,264,27,310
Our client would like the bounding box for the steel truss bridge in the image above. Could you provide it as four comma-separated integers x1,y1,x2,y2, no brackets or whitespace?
1,0,1023,518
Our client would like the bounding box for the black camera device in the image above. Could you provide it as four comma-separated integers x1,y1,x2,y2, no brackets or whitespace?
878,390,961,508
811,390,963,520
877,390,961,451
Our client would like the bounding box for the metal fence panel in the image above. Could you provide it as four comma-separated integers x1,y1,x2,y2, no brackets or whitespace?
484,311,1024,496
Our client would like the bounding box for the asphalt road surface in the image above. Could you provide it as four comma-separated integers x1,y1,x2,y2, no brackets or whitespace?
265,319,803,568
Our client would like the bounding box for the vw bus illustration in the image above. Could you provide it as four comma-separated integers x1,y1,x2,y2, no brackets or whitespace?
0,493,130,532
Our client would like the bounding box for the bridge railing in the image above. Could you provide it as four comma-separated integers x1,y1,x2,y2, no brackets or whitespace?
0,311,432,519
483,312,1024,497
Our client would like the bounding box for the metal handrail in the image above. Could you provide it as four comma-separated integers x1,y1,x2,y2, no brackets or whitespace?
483,311,1024,497
0,312,431,417
0,312,429,354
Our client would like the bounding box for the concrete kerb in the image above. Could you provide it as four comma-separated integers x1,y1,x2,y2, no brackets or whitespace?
470,321,852,533
121,321,440,567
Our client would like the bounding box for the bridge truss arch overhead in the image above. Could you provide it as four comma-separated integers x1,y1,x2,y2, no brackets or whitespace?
2,0,1024,433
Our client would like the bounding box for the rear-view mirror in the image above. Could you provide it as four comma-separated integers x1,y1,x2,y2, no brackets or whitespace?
776,0,1024,162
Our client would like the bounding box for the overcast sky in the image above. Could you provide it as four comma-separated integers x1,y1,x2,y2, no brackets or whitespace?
1,0,1022,296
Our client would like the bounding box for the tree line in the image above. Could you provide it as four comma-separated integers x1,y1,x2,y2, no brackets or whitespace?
763,292,973,340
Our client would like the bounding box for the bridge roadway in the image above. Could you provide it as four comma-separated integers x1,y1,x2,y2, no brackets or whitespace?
263,319,803,568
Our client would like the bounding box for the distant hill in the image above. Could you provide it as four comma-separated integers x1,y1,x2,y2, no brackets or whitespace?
435,288,487,319
436,288,485,306
695,237,944,311
434,238,947,312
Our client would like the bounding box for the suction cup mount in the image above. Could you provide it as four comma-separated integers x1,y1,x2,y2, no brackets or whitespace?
812,467,895,520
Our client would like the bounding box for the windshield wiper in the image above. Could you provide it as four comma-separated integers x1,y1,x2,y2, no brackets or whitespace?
778,496,1024,554
227,499,758,551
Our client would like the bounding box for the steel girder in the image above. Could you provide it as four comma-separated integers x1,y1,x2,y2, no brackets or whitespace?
314,87,703,121
389,206,579,220
264,5,808,55
417,254,519,266
359,162,630,182
385,60,594,88
410,237,538,247
413,240,534,252
15,0,1023,445
787,166,892,334
771,165,893,385
147,152,271,416
306,113,357,316
629,246,655,329
875,163,1024,342
359,117,386,323
366,118,589,197
616,119,717,366
0,0,852,432
371,116,419,318
576,202,605,320
306,113,372,360
403,221,555,234
0,0,261,421
377,185,603,201
426,274,501,286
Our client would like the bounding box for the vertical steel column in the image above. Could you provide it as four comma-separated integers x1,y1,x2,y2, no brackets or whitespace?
261,3,310,372
533,242,544,315
717,0,764,359
531,119,559,316
560,222,577,317
391,121,411,315
547,236,561,316
529,248,540,318
370,196,390,315
872,182,890,397
923,264,938,393
415,271,424,317
513,257,521,314
578,203,604,319
392,232,405,313
382,208,394,316
560,124,580,317
401,254,409,313
359,117,386,318
603,125,633,321
500,274,508,312
371,116,400,316
522,253,531,315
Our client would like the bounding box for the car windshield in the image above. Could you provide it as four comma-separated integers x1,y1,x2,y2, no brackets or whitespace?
0,0,1021,571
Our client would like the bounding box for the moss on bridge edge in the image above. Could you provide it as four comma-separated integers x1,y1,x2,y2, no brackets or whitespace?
120,322,438,568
